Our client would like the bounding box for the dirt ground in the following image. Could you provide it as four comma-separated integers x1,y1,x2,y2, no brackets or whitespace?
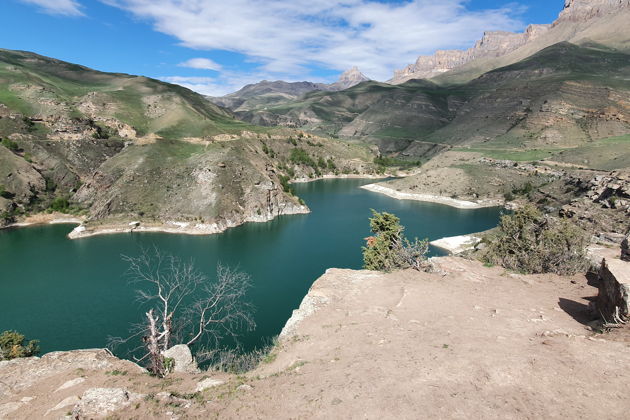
2,256,630,419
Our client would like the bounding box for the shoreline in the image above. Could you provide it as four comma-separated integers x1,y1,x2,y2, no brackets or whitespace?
4,214,84,230
290,173,394,184
67,206,310,240
360,183,504,209
430,234,481,255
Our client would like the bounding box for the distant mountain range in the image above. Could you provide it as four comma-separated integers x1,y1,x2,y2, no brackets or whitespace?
390,0,630,84
207,67,369,112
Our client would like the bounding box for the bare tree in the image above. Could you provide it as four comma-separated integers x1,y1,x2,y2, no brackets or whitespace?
110,248,255,377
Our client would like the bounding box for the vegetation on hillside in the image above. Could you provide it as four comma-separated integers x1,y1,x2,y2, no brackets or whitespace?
481,205,590,275
0,330,40,360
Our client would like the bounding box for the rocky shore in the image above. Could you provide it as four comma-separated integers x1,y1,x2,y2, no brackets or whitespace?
67,203,310,239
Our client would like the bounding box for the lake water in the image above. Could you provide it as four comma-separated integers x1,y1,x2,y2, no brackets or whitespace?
0,178,503,356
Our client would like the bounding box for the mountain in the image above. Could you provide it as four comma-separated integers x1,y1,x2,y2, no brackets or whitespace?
207,67,370,112
326,67,370,90
0,50,377,231
238,42,630,157
391,0,630,84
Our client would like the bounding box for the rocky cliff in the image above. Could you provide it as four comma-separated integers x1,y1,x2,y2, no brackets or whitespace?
391,0,630,84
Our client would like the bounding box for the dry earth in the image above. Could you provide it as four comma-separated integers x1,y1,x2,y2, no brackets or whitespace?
2,256,630,419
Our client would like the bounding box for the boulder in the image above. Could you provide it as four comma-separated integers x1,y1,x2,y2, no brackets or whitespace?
163,344,199,373
196,378,225,392
72,387,142,417
622,233,630,262
596,258,630,323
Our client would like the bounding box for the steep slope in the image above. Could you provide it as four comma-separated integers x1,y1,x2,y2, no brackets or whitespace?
0,50,377,230
239,43,630,156
392,0,630,85
424,42,630,149
0,49,249,141
238,79,457,154
207,68,369,113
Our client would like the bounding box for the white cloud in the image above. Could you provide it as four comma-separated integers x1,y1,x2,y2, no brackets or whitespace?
107,0,527,90
18,0,84,16
178,58,222,71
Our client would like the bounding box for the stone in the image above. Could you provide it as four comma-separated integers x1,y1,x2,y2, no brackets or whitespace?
45,395,80,416
196,378,225,392
163,344,199,373
0,402,23,417
596,258,630,323
72,387,142,417
622,234,630,262
55,377,85,392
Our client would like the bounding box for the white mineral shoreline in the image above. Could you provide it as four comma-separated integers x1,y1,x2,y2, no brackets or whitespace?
430,234,481,255
360,184,503,209
67,206,310,240
5,217,84,229
291,173,393,184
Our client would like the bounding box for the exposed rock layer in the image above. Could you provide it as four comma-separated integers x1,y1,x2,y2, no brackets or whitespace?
391,0,630,84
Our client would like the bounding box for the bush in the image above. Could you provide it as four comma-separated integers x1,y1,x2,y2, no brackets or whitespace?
289,148,317,168
482,204,589,275
278,175,294,195
0,185,15,199
362,210,428,271
0,330,40,360
50,196,70,212
1,138,19,152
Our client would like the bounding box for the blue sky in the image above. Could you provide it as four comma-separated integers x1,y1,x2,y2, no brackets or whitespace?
2,0,564,95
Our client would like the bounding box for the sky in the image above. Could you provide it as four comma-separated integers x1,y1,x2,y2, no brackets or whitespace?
2,0,564,96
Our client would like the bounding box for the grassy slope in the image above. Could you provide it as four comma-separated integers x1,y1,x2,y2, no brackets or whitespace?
239,43,629,160
0,49,257,139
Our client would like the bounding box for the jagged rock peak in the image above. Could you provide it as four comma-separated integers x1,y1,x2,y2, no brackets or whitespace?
390,0,630,84
390,24,550,84
557,0,630,22
329,67,369,90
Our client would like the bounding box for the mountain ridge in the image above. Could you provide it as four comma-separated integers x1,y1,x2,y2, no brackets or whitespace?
208,67,369,112
391,0,630,84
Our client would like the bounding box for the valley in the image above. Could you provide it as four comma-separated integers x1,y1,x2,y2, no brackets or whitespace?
1,0,630,417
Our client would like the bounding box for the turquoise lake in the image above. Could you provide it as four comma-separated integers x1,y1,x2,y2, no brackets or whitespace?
0,179,504,356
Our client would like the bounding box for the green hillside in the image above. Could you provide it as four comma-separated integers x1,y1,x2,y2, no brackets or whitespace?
240,43,630,159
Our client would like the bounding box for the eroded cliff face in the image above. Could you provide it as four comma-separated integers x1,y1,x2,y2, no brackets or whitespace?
557,0,630,22
390,0,630,84
391,25,551,83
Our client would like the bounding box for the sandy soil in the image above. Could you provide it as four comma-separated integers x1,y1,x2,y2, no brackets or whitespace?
2,256,630,419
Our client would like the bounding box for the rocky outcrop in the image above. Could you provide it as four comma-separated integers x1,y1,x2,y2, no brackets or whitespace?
391,25,550,83
325,67,369,91
72,387,144,418
596,257,630,323
622,234,630,261
390,0,630,84
556,0,630,23
163,344,199,374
